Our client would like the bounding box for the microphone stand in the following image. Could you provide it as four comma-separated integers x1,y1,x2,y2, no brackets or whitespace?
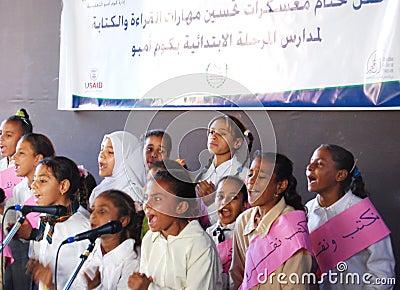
63,239,96,290
0,215,26,253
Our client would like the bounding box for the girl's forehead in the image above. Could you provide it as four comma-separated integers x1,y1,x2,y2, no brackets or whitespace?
102,137,113,147
209,118,231,130
2,120,20,131
312,147,333,160
36,164,54,176
145,135,164,145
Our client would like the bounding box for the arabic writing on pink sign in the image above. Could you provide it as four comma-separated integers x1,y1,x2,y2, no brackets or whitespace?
0,167,23,199
216,237,233,274
310,198,390,274
240,210,312,290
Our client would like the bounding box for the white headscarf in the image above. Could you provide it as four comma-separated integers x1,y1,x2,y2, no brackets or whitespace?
89,131,147,207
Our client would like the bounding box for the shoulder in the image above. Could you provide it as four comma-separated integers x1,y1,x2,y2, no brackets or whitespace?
181,221,216,251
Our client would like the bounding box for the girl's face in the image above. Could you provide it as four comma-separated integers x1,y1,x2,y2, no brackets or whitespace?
0,120,23,158
143,179,183,237
31,164,69,206
143,135,168,170
98,138,115,177
306,147,342,194
207,119,242,157
215,179,247,227
90,195,121,230
12,139,41,178
246,157,280,209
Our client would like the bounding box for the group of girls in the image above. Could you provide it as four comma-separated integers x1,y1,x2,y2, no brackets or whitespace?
0,108,396,289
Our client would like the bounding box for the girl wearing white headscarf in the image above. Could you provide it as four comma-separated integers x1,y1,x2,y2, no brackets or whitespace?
89,131,146,207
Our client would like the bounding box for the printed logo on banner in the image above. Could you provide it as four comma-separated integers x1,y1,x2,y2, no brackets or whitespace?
365,50,395,81
84,68,103,91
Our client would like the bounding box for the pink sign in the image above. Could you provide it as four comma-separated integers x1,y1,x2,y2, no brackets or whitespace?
216,237,233,273
310,198,391,274
240,210,312,290
0,167,23,199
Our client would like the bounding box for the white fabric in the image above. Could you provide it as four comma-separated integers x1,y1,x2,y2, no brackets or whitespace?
206,220,235,245
206,221,235,290
89,131,146,207
140,220,222,290
13,177,32,205
0,157,14,171
201,155,248,224
82,238,139,290
306,190,395,290
30,209,91,290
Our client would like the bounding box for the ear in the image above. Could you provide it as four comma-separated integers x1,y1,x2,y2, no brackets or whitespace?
233,137,243,150
59,179,71,196
276,179,288,195
336,169,348,182
33,154,44,166
119,216,130,228
175,201,189,215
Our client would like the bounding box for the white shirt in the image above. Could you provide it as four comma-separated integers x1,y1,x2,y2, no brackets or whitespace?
140,220,223,290
82,238,140,290
31,209,91,290
206,221,235,290
0,157,14,171
206,221,235,245
306,191,395,290
200,155,248,224
13,177,32,205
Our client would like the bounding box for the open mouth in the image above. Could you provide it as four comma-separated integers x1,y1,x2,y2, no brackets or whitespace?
219,208,232,218
307,175,317,184
147,213,157,226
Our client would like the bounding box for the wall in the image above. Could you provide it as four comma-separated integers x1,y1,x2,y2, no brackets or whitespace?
1,0,399,286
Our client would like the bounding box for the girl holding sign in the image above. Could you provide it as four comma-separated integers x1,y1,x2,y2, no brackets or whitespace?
230,151,313,290
305,144,395,289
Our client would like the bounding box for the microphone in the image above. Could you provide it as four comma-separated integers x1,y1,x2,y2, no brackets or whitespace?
62,220,122,244
12,204,68,216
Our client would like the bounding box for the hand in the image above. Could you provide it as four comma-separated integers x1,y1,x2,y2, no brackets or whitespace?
84,268,101,289
26,259,54,290
195,180,215,206
14,219,33,240
128,272,153,290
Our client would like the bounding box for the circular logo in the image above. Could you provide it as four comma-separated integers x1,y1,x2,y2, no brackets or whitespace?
123,73,277,218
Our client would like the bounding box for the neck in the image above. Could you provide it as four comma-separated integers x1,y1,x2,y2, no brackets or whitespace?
318,188,345,207
56,198,72,208
162,219,189,239
257,202,277,221
101,234,123,254
214,152,232,168
26,172,35,188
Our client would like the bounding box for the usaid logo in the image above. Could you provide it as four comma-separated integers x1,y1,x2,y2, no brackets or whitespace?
85,68,103,89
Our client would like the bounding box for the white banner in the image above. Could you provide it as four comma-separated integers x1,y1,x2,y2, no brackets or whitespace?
58,0,400,110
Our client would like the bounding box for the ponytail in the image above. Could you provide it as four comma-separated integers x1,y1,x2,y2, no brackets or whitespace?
7,108,33,135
